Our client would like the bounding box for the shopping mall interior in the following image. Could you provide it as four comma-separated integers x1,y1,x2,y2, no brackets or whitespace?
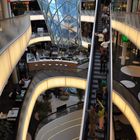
0,0,140,140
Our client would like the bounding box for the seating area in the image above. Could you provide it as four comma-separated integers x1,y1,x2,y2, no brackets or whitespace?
0,75,31,140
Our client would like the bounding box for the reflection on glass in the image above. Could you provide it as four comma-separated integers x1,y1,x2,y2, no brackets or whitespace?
37,0,81,48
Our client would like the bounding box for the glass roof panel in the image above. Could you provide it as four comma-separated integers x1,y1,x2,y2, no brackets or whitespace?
37,0,81,48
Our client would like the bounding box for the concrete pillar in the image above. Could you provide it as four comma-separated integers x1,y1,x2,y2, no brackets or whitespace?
121,42,128,65
1,0,10,18
126,0,132,12
12,67,19,84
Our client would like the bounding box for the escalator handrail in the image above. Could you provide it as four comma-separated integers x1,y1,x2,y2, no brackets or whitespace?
80,0,112,139
79,0,102,139
107,4,113,140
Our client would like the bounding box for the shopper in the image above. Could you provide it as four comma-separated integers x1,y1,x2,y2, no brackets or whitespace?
95,32,104,48
100,40,110,49
88,106,98,138
97,100,105,130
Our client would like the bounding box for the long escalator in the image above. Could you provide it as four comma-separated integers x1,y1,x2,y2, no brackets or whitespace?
80,0,112,140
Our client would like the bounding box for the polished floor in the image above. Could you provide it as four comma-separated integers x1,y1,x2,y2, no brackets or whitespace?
113,43,140,103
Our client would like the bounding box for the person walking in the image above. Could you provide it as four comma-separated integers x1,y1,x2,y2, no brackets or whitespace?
95,32,104,48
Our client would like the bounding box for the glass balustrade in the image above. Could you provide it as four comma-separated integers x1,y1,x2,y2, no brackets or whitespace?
37,0,82,49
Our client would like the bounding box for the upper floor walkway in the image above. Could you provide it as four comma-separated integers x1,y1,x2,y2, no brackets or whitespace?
28,10,140,49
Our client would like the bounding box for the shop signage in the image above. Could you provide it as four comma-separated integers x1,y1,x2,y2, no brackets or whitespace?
122,35,129,42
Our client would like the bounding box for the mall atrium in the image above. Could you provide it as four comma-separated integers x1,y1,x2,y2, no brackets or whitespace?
0,0,140,140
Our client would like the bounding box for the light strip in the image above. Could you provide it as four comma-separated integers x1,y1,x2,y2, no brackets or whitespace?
72,137,79,140
28,36,51,46
48,124,81,140
29,13,140,49
40,117,81,135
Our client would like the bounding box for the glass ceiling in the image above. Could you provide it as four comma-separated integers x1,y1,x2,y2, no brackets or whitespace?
37,0,81,48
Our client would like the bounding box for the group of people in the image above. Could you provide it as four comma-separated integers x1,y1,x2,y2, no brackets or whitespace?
88,1,110,139
88,79,108,138
95,4,110,73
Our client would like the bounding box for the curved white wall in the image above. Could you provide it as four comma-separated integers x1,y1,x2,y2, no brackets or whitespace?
17,77,140,140
0,25,31,95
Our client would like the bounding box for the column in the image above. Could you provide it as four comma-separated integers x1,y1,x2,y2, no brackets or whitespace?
121,42,128,65
12,67,19,84
1,0,10,18
132,0,138,12
126,0,132,12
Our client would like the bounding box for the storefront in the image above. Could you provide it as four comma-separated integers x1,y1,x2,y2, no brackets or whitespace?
112,0,127,11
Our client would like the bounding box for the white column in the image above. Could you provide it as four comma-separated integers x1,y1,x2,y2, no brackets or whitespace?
12,67,19,84
126,0,132,12
1,0,10,18
121,42,128,65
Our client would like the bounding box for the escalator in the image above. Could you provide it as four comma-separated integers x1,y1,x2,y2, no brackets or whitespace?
80,0,112,140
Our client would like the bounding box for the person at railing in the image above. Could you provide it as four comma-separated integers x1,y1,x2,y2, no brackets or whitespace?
95,25,109,49
102,27,108,34
36,51,40,60
101,12,109,24
102,86,108,109
103,25,110,41
97,99,105,130
87,106,98,138
95,32,104,48
100,40,110,49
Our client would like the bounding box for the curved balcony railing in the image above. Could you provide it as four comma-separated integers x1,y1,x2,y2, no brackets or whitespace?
0,15,30,54
113,80,140,117
25,10,42,15
81,10,95,16
31,32,50,38
26,9,140,33
112,12,140,31
35,102,83,139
